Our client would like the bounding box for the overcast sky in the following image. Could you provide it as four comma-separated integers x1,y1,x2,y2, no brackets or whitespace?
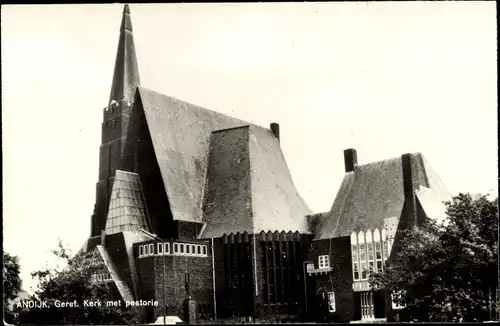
2,2,497,292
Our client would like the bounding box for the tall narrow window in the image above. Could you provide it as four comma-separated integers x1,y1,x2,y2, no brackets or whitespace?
318,255,330,269
144,244,149,256
352,244,359,281
367,242,374,276
383,241,389,261
197,245,201,255
191,244,196,255
157,243,164,255
328,292,336,312
186,244,191,254
359,243,367,280
139,245,143,257
165,243,170,255
173,243,179,254
149,243,154,255
375,242,382,272
202,245,207,256
180,244,185,254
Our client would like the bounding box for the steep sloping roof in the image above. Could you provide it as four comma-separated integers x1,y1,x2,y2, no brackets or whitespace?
249,125,311,234
109,5,140,104
105,170,150,235
201,127,254,238
137,86,250,223
200,126,311,238
137,86,311,231
316,153,450,240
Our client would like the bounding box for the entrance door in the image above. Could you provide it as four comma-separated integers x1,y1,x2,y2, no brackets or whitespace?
373,291,386,319
352,292,362,321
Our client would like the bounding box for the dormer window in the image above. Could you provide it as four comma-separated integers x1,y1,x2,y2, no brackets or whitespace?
318,255,330,269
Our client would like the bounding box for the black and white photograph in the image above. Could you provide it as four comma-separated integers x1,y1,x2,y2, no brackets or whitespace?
2,2,498,324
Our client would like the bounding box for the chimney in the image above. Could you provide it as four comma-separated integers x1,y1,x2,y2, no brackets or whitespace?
402,153,418,227
270,122,280,142
343,148,358,172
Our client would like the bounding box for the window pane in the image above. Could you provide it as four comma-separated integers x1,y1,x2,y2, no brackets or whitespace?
165,243,170,254
368,243,374,261
158,243,163,254
361,262,367,279
202,246,207,255
186,245,190,254
174,243,178,253
377,261,382,272
197,245,201,254
180,244,184,253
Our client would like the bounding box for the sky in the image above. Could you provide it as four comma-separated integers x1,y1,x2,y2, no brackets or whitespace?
1,2,497,293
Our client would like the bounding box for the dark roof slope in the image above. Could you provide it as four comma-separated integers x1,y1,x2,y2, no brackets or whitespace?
137,86,250,223
137,86,311,232
200,125,312,238
316,153,451,240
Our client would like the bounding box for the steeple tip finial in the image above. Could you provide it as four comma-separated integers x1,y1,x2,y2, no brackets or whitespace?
123,4,130,14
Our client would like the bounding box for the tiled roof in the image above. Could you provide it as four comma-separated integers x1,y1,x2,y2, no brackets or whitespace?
200,126,312,238
137,86,311,233
105,170,150,235
315,153,452,240
137,86,250,224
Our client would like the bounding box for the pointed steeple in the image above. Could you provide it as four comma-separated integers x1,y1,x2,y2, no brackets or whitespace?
109,4,140,105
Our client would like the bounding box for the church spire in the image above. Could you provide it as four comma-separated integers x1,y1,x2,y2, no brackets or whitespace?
109,4,140,105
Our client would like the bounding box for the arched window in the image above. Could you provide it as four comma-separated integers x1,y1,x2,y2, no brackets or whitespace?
373,228,382,272
358,231,367,280
366,230,374,276
351,232,359,281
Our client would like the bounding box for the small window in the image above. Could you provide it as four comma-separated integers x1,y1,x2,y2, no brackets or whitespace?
191,244,196,255
139,245,143,257
202,245,207,256
173,243,179,254
165,243,170,254
197,245,201,255
328,292,336,312
376,260,383,272
180,244,185,254
318,255,330,269
144,245,149,256
157,243,164,255
391,291,406,310
149,243,154,255
186,244,191,254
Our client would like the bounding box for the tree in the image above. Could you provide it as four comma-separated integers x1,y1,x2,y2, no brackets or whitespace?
3,251,22,323
370,193,498,322
17,240,139,325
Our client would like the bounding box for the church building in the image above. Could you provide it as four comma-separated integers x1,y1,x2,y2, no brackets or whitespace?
81,5,453,323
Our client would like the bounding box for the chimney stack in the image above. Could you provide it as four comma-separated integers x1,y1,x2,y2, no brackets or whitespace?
343,148,358,172
270,123,280,142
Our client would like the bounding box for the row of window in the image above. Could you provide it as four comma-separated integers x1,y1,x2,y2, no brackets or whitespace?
352,241,389,281
138,242,208,258
91,273,112,282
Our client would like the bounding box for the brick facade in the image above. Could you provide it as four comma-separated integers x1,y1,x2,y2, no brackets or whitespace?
134,240,214,321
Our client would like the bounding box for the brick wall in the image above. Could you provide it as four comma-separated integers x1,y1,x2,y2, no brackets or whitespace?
134,239,214,321
307,237,353,323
